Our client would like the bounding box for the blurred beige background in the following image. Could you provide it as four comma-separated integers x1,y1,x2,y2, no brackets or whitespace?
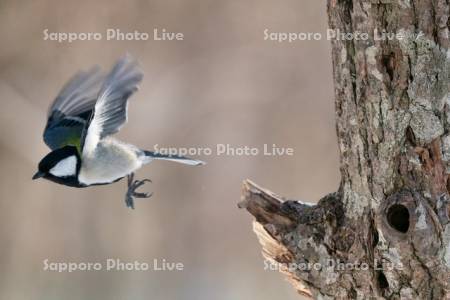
0,0,339,299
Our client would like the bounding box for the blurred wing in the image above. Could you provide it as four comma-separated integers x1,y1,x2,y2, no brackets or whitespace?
82,55,143,155
43,66,104,152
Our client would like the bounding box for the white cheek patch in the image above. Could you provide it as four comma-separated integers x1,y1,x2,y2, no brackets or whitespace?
49,156,77,177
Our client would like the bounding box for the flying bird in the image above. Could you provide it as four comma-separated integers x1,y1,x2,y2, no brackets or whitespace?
33,55,204,209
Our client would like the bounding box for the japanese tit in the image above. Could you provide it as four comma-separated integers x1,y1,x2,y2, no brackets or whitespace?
33,55,204,208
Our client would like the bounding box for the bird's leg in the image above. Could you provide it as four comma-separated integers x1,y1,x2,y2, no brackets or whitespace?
125,173,152,209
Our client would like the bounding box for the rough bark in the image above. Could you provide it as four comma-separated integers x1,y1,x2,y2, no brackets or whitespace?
239,0,450,299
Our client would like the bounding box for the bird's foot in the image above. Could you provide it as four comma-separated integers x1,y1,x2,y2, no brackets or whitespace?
125,173,152,209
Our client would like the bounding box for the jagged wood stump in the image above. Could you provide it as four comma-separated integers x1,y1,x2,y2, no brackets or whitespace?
239,0,450,299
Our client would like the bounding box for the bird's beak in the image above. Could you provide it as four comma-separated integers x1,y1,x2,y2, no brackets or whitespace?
32,171,45,180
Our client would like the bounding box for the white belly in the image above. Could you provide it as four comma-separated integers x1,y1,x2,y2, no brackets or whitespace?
78,138,143,185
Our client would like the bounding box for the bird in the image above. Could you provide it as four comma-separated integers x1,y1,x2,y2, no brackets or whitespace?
32,55,204,209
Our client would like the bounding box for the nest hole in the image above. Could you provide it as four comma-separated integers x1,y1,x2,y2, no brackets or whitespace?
386,204,410,233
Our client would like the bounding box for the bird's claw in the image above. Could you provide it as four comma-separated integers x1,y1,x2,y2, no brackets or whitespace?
125,174,152,209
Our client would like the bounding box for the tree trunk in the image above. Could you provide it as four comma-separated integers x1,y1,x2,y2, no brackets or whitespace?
239,0,450,299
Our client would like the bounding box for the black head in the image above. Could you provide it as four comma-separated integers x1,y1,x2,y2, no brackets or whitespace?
33,146,81,186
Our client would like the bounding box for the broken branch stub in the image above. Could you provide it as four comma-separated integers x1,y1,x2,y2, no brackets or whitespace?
240,181,450,298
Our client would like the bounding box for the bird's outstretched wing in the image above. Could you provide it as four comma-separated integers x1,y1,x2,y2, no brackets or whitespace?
43,66,104,152
81,55,143,155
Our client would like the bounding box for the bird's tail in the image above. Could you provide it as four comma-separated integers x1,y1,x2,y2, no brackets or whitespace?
143,151,205,166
